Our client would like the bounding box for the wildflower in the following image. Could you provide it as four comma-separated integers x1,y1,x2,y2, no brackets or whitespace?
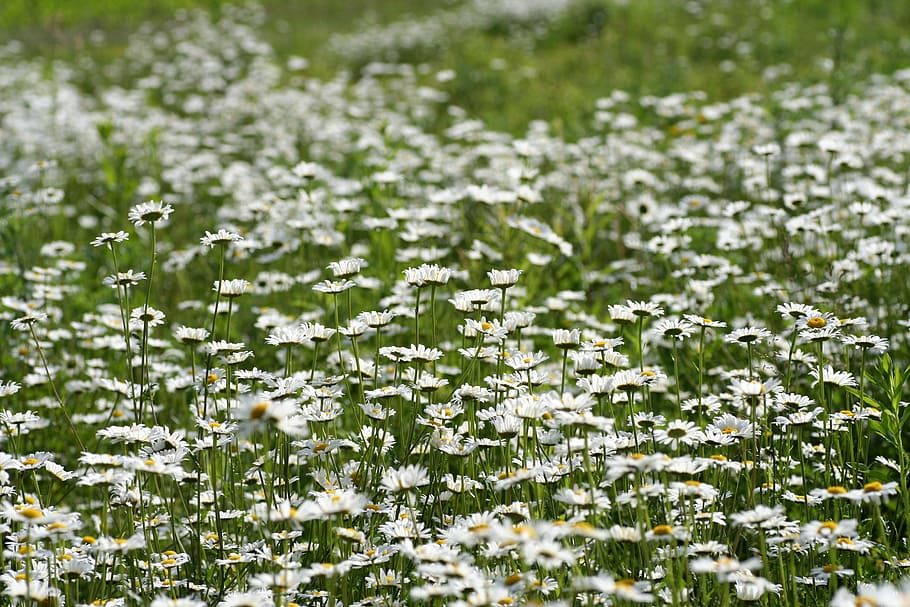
265,325,308,346
328,257,368,278
730,504,787,529
710,413,757,439
654,317,694,340
450,289,501,312
725,326,772,345
654,420,705,448
608,304,636,324
0,575,62,604
200,229,243,247
808,564,855,582
845,481,899,504
91,533,147,553
129,306,166,330
0,380,22,398
504,310,537,330
627,299,664,318
830,581,910,607
683,314,728,329
213,279,249,297
128,200,174,226
646,524,690,542
487,268,522,287
358,309,398,327
612,369,647,392
552,328,580,349
91,231,130,247
10,311,47,331
464,317,509,341
398,343,444,363
800,324,841,343
776,302,822,320
504,351,549,371
300,321,336,342
412,374,449,393
690,556,762,582
735,576,782,601
800,519,858,545
404,264,451,286
103,269,146,288
577,374,614,399
313,279,357,294
174,326,210,344
841,334,889,354
380,464,430,492
810,365,857,388
521,539,577,568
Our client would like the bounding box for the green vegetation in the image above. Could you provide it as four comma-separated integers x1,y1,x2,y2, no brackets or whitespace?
3,0,910,137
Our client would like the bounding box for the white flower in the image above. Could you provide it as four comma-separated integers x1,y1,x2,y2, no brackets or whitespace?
200,229,243,247
128,200,174,227
91,231,129,247
380,464,430,492
552,328,581,348
0,380,21,398
213,279,249,297
811,365,857,388
404,264,451,286
328,257,367,278
487,268,522,287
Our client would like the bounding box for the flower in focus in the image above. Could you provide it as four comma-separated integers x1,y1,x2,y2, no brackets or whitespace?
128,200,174,227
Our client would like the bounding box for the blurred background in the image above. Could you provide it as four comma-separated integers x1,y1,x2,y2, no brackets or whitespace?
2,0,909,138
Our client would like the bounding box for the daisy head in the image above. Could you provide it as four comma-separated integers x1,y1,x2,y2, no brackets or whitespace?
128,200,174,227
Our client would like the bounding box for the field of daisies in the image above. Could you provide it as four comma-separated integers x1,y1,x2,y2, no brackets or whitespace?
2,2,910,606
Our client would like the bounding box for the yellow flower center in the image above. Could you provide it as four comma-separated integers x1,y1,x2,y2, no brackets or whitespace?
807,316,827,329
18,507,43,519
818,521,838,533
250,401,269,420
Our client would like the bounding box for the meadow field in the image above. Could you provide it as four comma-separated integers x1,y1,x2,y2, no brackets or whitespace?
1,1,910,605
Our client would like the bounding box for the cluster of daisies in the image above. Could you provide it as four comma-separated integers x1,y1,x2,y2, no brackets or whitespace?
1,3,910,606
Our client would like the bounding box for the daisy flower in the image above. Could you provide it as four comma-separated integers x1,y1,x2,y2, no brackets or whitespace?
552,328,581,349
90,231,130,247
128,200,174,227
654,317,695,340
404,264,451,286
841,334,889,354
776,302,822,321
213,279,250,298
200,229,243,247
725,326,772,345
487,268,522,287
0,380,22,398
683,314,728,330
810,365,857,388
608,304,636,324
313,279,357,294
626,299,664,318
380,464,430,492
654,420,705,448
